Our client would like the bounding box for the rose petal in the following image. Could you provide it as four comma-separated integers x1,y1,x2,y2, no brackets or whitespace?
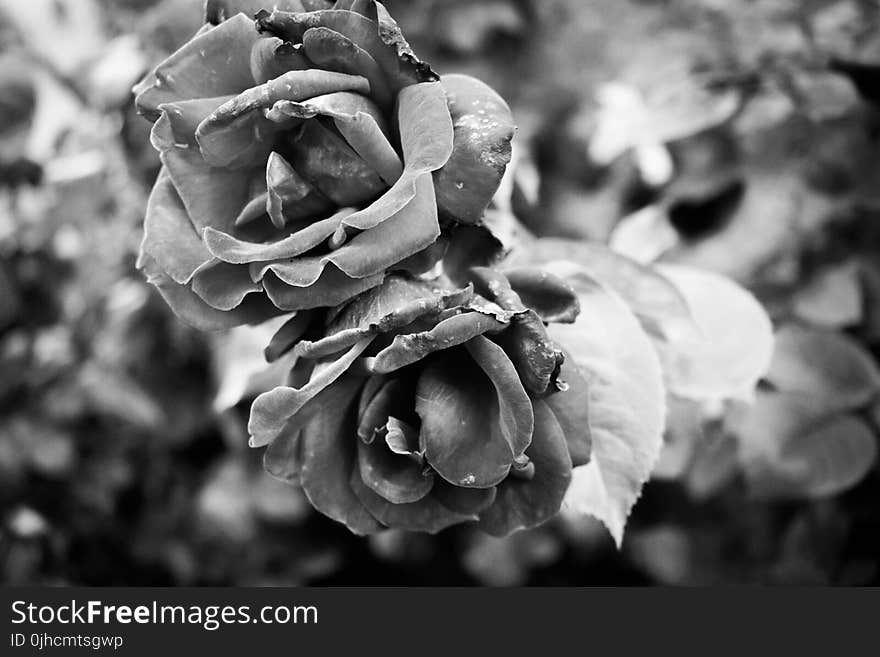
356,377,405,438
263,421,305,485
307,81,451,243
139,254,280,330
135,14,260,119
369,311,505,374
204,210,348,264
256,7,435,92
248,336,373,447
302,26,392,108
493,310,564,395
295,276,471,359
200,69,369,130
432,481,498,515
385,417,420,455
544,359,592,467
302,92,402,184
152,96,233,151
250,36,311,85
503,267,580,324
357,426,434,504
265,151,333,228
160,146,258,233
263,267,385,311
264,312,313,362
434,74,515,224
416,337,533,488
251,172,440,284
442,225,505,287
191,261,262,310
289,115,386,205
205,0,323,26
477,399,573,536
139,170,212,284
349,467,473,533
298,375,384,535
195,111,277,169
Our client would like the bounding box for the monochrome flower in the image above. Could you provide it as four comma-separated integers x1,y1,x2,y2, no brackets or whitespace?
248,267,591,535
135,0,514,330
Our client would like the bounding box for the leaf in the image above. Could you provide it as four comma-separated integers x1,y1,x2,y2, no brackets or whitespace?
78,363,165,430
589,79,740,167
510,239,696,342
791,261,863,329
1,0,106,79
654,264,775,403
766,324,880,413
551,275,665,546
212,315,295,412
608,204,680,265
651,395,703,481
736,391,878,500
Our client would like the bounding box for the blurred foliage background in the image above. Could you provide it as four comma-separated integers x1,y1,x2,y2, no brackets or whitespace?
1,0,879,585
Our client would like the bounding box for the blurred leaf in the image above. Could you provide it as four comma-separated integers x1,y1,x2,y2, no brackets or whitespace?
7,507,49,539
212,315,295,412
792,261,863,329
608,204,680,265
251,474,309,524
0,262,21,329
551,274,665,546
654,264,775,402
589,79,740,180
86,35,149,108
509,239,697,342
684,428,740,500
652,395,703,481
462,529,562,586
766,324,880,413
1,416,75,477
738,391,878,500
789,70,860,122
664,174,826,282
78,363,165,430
0,0,107,78
197,458,257,541
626,525,694,585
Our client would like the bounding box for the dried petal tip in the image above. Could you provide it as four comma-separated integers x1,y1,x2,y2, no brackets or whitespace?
511,459,536,481
254,9,271,28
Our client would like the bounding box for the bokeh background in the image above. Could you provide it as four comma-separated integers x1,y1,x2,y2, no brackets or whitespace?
2,0,880,585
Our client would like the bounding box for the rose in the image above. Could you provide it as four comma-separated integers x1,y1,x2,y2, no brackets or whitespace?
247,267,591,535
134,0,515,330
